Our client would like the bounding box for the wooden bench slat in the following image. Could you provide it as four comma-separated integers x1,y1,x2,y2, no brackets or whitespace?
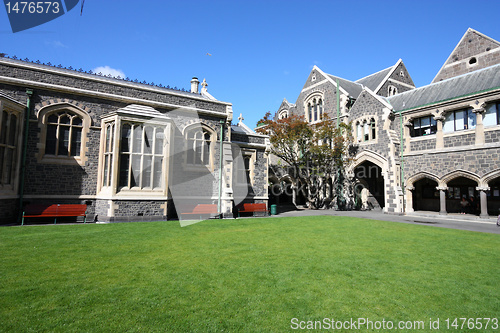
236,203,269,217
22,204,87,225
180,204,219,220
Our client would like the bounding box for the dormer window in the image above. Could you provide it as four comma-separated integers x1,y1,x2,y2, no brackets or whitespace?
278,110,289,119
388,85,398,96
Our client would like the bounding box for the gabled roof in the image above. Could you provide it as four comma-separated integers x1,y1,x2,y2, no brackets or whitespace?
387,63,500,112
278,98,295,110
355,59,405,94
431,28,500,84
326,74,363,98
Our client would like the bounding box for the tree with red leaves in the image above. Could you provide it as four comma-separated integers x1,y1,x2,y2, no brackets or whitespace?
257,112,353,209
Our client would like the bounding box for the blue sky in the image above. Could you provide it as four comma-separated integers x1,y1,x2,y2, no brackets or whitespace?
2,0,500,128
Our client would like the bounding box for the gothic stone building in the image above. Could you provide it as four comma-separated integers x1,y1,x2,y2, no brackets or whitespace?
270,28,500,217
0,57,269,224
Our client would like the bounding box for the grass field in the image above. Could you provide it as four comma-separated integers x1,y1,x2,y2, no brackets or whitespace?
1,216,499,332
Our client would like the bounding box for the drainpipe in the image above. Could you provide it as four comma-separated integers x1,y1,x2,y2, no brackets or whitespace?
336,79,340,128
18,89,33,224
218,119,224,218
400,109,405,214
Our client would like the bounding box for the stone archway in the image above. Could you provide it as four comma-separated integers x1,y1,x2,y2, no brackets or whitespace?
351,150,388,211
406,172,440,213
441,170,481,214
482,170,500,216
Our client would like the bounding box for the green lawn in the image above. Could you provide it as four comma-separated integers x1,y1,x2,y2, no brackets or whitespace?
1,216,499,332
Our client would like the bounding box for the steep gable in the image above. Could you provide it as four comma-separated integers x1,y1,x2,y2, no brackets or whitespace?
432,28,500,83
356,60,415,97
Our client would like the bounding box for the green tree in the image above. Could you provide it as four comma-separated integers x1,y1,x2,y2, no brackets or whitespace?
257,112,353,209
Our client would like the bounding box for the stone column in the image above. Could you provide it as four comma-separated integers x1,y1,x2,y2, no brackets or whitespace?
476,186,490,218
434,115,445,149
437,186,448,215
405,186,414,213
403,121,412,153
472,105,486,146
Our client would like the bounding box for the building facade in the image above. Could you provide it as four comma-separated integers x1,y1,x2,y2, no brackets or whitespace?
268,28,500,216
0,57,269,224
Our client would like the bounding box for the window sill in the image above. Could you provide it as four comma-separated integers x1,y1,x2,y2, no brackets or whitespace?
410,134,436,141
39,155,84,166
442,128,476,137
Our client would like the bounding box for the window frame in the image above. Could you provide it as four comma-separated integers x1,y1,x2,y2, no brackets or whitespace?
37,104,91,166
355,117,377,143
443,108,475,133
305,93,324,124
97,114,170,196
0,99,24,194
410,115,438,137
183,123,216,172
484,102,500,127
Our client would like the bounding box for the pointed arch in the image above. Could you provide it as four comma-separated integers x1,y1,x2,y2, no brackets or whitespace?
406,171,440,190
440,169,480,187
481,169,500,188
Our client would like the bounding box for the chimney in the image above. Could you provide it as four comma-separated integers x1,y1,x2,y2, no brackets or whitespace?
190,77,200,94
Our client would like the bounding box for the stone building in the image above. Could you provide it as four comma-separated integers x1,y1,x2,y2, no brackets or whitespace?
0,57,269,224
268,28,500,217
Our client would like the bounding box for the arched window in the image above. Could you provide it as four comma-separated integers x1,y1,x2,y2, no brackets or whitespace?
305,95,324,123
356,121,362,142
278,110,288,119
318,99,323,119
370,118,376,140
38,105,91,165
44,111,83,157
0,110,20,188
185,125,214,167
355,118,376,142
363,120,369,141
388,85,398,96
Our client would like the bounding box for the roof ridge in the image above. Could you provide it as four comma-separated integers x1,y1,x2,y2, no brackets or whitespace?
389,62,500,101
355,61,398,83
0,54,193,94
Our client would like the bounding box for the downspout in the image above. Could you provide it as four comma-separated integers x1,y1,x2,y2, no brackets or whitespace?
218,119,224,218
18,89,33,224
336,79,340,128
400,109,405,214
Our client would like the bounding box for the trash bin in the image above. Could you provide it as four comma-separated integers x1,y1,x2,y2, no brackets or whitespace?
270,204,277,215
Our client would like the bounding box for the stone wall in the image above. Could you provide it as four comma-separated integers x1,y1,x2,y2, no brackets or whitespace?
444,132,475,148
405,147,500,181
485,128,500,144
433,29,500,83
410,137,436,151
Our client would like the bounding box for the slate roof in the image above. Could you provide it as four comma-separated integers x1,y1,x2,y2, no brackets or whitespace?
355,65,394,92
327,74,363,98
386,63,500,111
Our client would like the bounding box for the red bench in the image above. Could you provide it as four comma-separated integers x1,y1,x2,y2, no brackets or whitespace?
22,204,87,225
236,203,269,217
180,204,219,220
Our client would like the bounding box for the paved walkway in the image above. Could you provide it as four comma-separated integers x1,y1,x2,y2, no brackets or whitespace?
272,208,500,234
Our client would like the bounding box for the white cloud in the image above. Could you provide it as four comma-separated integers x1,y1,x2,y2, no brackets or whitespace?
45,40,68,48
93,66,126,78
